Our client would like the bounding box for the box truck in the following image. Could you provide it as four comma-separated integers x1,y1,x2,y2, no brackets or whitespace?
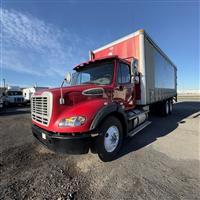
31,29,177,161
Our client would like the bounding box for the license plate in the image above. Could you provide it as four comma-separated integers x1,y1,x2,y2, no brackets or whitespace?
42,132,46,140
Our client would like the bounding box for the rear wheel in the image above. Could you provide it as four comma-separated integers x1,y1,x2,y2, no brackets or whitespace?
95,116,123,162
161,100,169,116
169,99,173,114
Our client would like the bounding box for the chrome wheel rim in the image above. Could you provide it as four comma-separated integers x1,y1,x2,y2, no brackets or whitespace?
104,126,120,153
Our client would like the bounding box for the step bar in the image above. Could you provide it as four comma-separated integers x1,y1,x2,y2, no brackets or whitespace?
128,121,152,137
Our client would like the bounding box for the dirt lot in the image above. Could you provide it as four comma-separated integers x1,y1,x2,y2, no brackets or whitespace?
0,100,199,200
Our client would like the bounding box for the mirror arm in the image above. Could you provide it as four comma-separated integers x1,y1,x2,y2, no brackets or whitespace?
59,72,71,105
61,79,65,88
59,80,65,105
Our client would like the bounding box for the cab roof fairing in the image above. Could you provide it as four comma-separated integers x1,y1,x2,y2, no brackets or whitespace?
73,55,130,71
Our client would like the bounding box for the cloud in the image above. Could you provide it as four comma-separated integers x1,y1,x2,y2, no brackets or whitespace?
0,8,89,80
1,49,43,76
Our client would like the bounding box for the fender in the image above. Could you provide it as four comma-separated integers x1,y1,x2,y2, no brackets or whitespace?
90,102,128,135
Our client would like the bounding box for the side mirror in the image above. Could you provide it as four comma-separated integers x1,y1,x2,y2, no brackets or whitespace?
65,72,71,84
131,58,139,83
131,58,139,76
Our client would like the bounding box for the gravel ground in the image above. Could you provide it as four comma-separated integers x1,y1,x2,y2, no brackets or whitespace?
0,100,199,200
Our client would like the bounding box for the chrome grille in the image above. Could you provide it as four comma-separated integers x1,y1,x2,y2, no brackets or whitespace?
14,97,23,103
31,92,52,126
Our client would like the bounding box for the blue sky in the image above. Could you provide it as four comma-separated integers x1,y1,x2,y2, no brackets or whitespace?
0,0,199,90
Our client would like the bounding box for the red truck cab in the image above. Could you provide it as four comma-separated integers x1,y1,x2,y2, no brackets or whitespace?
32,56,143,161
32,29,177,161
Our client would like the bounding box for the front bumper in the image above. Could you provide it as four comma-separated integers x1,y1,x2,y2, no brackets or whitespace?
32,125,92,154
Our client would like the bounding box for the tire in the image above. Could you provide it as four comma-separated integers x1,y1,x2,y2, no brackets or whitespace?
169,99,173,114
95,116,123,162
161,100,169,117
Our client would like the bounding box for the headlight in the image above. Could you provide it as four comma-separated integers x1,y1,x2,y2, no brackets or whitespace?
58,116,86,127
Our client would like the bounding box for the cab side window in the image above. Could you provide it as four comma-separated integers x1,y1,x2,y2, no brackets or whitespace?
117,62,131,84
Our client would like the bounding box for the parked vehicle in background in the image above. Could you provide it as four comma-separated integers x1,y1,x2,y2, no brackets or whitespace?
23,87,49,104
0,97,4,109
0,87,5,109
31,29,177,161
5,86,24,106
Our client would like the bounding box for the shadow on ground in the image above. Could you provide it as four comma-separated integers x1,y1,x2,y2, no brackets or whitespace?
117,101,200,160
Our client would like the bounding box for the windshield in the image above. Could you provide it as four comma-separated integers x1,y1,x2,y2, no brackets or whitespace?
71,62,114,86
7,91,22,96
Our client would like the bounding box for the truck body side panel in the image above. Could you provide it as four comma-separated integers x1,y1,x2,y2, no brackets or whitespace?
93,35,140,64
144,35,177,104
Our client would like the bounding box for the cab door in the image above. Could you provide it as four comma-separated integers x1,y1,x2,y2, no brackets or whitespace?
114,61,135,110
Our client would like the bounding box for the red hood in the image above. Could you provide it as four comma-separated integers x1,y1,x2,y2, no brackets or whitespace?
34,84,99,96
34,84,111,108
34,84,113,99
32,84,113,132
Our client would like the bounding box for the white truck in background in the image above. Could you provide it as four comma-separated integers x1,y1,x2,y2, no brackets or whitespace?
23,87,49,104
5,86,25,106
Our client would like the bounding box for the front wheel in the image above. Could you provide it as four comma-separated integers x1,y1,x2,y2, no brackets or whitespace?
95,116,123,162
